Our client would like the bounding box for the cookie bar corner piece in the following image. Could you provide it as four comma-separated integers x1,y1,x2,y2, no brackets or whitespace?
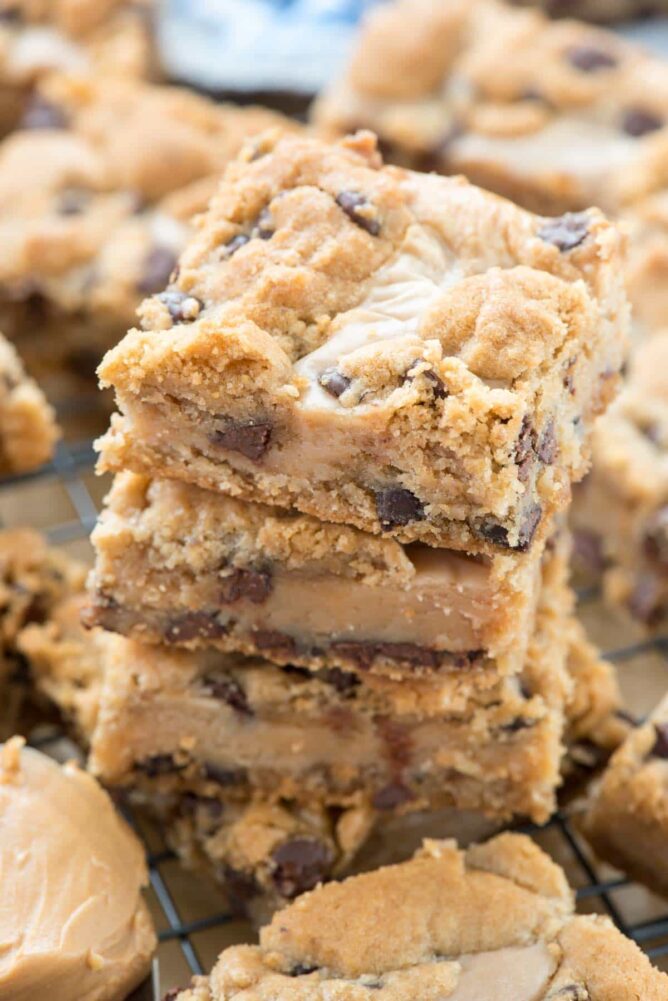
164,831,668,1001
97,130,629,554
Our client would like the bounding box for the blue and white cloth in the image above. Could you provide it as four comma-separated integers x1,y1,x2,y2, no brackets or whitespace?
160,0,383,94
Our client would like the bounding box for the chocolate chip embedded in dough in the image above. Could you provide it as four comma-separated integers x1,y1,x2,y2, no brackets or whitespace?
622,108,664,137
537,419,558,464
335,191,381,236
221,233,250,258
515,416,537,483
319,368,351,398
537,212,590,252
330,639,441,671
375,486,425,531
220,567,273,604
253,207,275,240
316,666,360,695
163,611,228,643
372,782,414,811
566,45,617,72
135,754,185,777
210,419,272,461
253,629,297,657
20,95,69,130
137,247,179,295
156,288,203,322
201,673,252,716
643,506,668,565
651,722,668,759
477,502,542,552
288,964,320,977
270,838,334,899
202,763,246,786
221,864,260,913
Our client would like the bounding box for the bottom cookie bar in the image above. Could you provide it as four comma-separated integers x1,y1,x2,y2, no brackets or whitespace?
572,331,668,628
582,692,668,897
0,333,58,475
165,832,668,1001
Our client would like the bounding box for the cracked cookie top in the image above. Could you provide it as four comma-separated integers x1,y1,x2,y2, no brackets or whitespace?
167,833,668,1000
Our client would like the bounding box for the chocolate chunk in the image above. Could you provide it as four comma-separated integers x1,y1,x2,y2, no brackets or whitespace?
253,629,297,656
210,419,272,461
270,838,333,899
372,782,414,811
136,247,180,296
478,503,542,553
406,362,448,399
515,416,536,483
643,506,668,565
221,864,260,913
500,717,536,733
136,754,184,778
627,573,663,626
58,187,91,216
566,45,617,72
220,566,273,604
622,108,663,137
163,612,227,644
201,673,252,715
377,717,413,768
254,207,274,240
221,233,250,258
651,723,668,759
316,666,360,695
156,288,203,323
537,212,590,252
375,486,425,530
289,964,320,977
203,763,246,786
335,191,381,236
319,368,351,398
537,419,557,464
20,96,69,130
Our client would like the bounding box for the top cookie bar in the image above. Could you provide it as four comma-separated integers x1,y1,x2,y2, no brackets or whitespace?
98,132,628,554
314,0,668,215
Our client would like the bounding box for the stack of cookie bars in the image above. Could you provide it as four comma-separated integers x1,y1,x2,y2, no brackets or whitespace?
77,126,630,917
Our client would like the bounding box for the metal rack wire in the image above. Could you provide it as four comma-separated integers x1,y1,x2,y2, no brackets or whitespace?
4,420,668,999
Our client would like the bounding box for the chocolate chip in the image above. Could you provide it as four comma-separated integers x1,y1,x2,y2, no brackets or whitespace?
319,368,351,398
136,247,179,295
478,502,542,553
622,108,663,137
156,287,202,322
288,964,319,977
566,45,617,72
253,629,297,656
500,717,536,733
537,212,590,252
375,486,425,530
253,207,274,240
550,987,587,1001
221,233,250,258
201,673,252,715
270,838,333,899
20,96,69,130
515,416,536,483
406,363,448,399
220,567,273,604
58,187,91,216
316,667,360,695
643,506,668,565
627,573,663,626
221,864,260,913
203,763,246,786
537,419,557,464
651,723,668,759
372,782,414,810
335,191,380,236
136,754,184,778
163,612,228,644
210,419,272,461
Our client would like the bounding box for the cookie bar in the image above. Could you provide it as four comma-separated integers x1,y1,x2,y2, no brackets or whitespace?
0,0,152,135
0,74,297,380
0,529,86,728
582,693,668,897
165,833,668,1001
97,132,628,555
0,331,58,473
571,330,668,627
87,472,548,681
314,0,668,215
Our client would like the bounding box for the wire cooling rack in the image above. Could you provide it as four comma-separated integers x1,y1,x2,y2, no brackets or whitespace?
4,413,668,998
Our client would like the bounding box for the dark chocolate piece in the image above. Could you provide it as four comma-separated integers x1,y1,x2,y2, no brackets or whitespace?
375,486,425,531
270,838,334,899
210,419,272,461
335,191,381,236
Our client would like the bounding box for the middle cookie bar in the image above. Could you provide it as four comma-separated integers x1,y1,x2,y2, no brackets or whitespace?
88,472,547,681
